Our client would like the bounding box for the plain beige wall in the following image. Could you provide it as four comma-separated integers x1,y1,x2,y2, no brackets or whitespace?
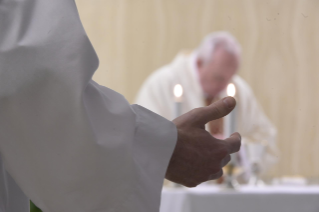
75,0,319,178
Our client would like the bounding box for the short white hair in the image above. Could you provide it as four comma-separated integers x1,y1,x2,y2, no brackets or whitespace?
196,31,242,63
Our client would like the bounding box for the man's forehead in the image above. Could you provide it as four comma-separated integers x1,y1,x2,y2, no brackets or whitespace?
213,47,238,61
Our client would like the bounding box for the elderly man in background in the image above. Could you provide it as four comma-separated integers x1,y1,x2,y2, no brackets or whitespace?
136,32,278,180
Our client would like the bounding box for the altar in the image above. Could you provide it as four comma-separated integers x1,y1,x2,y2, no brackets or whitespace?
160,185,319,212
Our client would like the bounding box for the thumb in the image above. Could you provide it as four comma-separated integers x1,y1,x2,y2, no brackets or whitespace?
191,97,236,126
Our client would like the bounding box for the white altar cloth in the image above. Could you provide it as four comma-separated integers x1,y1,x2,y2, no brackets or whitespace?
160,185,319,212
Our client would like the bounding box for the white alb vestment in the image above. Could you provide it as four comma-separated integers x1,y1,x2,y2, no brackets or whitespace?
136,52,278,172
0,1,177,212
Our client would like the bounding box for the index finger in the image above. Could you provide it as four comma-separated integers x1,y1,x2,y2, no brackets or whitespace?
224,132,241,154
191,97,236,126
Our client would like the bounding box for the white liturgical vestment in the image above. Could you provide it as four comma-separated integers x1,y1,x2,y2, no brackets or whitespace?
0,1,177,212
136,52,278,172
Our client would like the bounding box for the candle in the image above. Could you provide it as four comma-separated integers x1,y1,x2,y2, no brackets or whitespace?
224,83,237,137
223,83,238,166
174,84,183,118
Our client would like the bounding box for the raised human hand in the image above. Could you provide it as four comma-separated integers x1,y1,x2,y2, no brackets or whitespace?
166,97,241,187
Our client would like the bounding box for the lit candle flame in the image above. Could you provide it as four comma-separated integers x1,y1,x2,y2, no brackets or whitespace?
227,83,236,97
174,84,183,98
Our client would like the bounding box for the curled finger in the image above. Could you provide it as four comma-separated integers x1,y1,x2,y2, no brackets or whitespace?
208,169,223,181
224,132,241,154
221,155,231,167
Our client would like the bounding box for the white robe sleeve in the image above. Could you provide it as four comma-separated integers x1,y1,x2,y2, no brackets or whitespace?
235,76,278,172
135,70,176,121
0,156,29,212
0,1,177,212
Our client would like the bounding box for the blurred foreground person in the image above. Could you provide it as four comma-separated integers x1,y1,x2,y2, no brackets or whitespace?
136,32,278,180
0,1,241,212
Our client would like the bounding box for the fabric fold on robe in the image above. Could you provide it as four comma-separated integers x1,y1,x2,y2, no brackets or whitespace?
0,0,177,211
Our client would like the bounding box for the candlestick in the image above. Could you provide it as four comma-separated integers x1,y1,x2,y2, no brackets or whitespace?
222,83,239,190
172,84,184,188
226,83,238,164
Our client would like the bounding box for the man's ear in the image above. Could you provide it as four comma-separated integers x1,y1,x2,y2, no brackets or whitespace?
197,58,203,71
